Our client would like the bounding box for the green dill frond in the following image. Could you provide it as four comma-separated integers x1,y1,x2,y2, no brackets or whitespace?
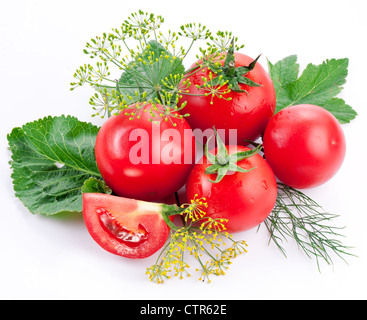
264,183,355,270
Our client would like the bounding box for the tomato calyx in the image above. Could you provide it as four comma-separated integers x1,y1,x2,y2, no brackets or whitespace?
209,39,262,93
160,204,183,230
205,128,262,183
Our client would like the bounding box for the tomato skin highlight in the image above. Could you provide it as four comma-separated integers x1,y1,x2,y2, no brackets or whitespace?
83,193,170,259
95,104,196,201
179,53,276,144
263,104,346,189
186,146,277,233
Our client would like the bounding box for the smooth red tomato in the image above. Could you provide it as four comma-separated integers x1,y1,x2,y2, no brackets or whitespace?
83,193,171,259
263,104,346,189
186,145,277,233
179,53,276,144
95,103,196,201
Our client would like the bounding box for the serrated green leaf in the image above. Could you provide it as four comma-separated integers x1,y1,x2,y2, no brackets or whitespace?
320,98,358,124
268,55,299,100
8,115,101,215
269,56,357,123
285,58,348,108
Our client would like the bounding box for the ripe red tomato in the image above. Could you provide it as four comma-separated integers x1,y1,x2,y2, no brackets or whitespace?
95,104,196,201
83,193,171,259
186,145,277,233
179,52,276,144
263,104,346,189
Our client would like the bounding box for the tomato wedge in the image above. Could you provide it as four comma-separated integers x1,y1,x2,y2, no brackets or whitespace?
83,193,175,259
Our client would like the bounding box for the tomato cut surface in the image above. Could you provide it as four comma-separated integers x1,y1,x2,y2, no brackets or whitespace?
83,193,170,259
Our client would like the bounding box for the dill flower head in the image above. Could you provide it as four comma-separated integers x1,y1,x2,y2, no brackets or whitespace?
147,195,248,284
180,194,208,222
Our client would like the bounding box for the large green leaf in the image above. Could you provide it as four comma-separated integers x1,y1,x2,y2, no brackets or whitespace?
8,115,101,215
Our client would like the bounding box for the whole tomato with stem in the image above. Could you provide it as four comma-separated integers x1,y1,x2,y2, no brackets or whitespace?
186,129,277,233
95,103,196,201
179,41,276,145
263,104,346,189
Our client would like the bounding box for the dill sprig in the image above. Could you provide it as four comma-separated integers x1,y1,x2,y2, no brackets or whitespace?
71,10,244,120
264,183,354,270
146,195,248,284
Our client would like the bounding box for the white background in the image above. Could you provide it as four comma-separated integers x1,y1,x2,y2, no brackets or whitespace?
1,0,366,300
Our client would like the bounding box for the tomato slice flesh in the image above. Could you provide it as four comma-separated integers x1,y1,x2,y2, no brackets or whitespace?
98,208,148,247
83,193,170,259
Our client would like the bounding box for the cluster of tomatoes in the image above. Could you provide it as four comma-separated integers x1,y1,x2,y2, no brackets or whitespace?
83,51,346,259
